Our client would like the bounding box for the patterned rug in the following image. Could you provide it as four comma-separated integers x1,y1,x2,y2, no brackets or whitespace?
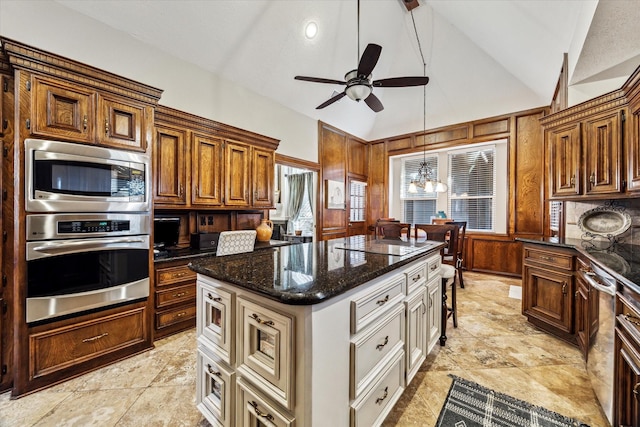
436,375,590,427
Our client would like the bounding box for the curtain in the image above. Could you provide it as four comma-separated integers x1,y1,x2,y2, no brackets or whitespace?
286,173,307,224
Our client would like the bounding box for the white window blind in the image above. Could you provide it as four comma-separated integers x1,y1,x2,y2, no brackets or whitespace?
349,181,367,222
400,156,437,224
447,147,496,231
549,201,562,233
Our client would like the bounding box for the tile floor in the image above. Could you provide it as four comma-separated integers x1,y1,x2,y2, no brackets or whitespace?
0,272,610,427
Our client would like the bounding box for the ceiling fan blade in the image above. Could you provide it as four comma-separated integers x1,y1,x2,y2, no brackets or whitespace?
357,43,382,77
316,91,347,109
364,93,384,112
372,76,430,87
295,76,346,85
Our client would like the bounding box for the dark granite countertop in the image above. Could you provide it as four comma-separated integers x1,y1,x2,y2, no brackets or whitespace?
154,239,291,263
188,235,445,305
517,237,640,290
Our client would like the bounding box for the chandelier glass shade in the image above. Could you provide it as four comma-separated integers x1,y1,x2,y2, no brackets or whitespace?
408,160,448,193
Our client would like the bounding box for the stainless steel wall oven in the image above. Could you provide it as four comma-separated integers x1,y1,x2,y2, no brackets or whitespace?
26,213,151,323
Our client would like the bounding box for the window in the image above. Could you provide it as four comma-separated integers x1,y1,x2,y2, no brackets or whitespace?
400,156,437,224
549,201,562,236
349,181,367,222
448,147,496,231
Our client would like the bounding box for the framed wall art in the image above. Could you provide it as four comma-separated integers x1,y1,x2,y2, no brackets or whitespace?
325,179,345,209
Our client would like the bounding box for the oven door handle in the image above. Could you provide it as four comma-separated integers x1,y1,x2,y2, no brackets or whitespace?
27,237,149,260
579,270,615,296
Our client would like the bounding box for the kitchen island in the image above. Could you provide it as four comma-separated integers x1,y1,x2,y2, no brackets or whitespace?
189,235,445,427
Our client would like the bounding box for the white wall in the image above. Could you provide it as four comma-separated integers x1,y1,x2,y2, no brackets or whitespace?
0,0,318,162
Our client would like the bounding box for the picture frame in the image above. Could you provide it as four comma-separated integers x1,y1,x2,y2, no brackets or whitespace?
326,179,345,209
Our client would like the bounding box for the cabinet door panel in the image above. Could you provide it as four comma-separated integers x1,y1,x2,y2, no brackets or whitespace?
584,111,622,195
154,126,187,204
523,265,573,333
98,95,146,151
31,75,95,143
616,330,640,427
252,147,274,207
628,104,640,192
224,141,250,206
548,124,580,197
192,134,222,206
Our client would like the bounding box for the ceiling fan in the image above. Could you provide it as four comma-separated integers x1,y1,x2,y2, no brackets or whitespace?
294,0,429,113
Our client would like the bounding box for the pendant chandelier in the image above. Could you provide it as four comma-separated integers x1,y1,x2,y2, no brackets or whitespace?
408,11,447,195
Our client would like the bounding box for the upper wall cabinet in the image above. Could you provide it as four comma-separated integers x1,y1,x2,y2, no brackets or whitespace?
154,106,279,210
30,75,150,151
625,67,640,193
542,90,627,200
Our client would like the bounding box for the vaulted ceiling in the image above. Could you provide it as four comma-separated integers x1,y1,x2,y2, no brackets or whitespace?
54,0,640,141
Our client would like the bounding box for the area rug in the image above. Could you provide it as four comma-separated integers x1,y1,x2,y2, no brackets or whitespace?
435,375,590,427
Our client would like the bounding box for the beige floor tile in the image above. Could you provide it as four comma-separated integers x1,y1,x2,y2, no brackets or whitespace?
0,390,73,427
115,385,204,427
149,349,196,386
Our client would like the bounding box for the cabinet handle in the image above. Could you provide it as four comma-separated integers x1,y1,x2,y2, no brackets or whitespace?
376,295,389,306
429,296,433,308
561,283,567,295
250,313,274,327
82,332,109,343
206,364,222,378
179,185,183,197
207,293,222,302
625,314,640,326
105,119,109,135
413,274,421,282
633,383,640,397
570,175,575,187
176,311,187,318
83,115,88,130
376,336,389,350
589,172,595,186
430,263,439,272
538,255,553,261
249,401,274,422
375,386,389,404
173,272,186,278
173,292,187,298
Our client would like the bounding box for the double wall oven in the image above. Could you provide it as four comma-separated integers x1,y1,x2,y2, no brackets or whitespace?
24,139,151,324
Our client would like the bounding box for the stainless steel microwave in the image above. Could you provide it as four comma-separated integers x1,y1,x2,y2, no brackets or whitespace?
25,139,151,212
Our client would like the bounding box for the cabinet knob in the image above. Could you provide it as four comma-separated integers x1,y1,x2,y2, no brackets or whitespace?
589,172,595,186
105,119,110,135
570,175,575,186
83,115,88,131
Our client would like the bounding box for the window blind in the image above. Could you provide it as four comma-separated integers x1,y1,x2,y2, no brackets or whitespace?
447,147,496,231
349,181,367,222
400,156,438,224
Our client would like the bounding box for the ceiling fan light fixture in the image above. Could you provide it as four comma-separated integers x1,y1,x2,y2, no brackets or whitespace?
345,82,371,101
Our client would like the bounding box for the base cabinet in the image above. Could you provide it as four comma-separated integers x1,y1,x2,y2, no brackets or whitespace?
615,293,640,427
154,261,197,339
195,253,441,427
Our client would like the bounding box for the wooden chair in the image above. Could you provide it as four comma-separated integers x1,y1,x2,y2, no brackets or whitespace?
445,221,467,289
414,224,459,345
375,220,409,239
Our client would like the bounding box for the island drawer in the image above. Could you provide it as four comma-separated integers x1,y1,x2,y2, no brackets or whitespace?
523,247,574,270
405,263,427,295
155,283,196,309
197,278,235,365
29,306,147,379
237,297,295,411
197,346,235,427
426,255,441,281
351,274,406,334
156,265,197,286
236,377,295,427
350,347,405,427
350,304,404,399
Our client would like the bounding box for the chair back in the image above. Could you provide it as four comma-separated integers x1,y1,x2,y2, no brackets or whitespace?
414,224,458,257
446,221,467,263
375,220,409,239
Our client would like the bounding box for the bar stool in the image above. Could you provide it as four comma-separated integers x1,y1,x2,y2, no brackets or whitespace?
445,221,466,289
414,224,459,346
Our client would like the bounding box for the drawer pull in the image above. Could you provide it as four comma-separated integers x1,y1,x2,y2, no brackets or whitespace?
249,401,274,422
83,115,88,130
430,264,439,271
412,274,421,282
250,313,274,327
561,283,567,295
376,336,389,350
173,292,188,298
82,332,109,343
207,293,222,302
376,295,389,306
173,272,187,278
375,386,389,404
206,364,222,378
176,311,187,318
538,255,554,261
625,314,640,326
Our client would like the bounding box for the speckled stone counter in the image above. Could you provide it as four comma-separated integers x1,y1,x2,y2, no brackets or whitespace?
154,239,291,264
188,235,445,305
517,237,640,289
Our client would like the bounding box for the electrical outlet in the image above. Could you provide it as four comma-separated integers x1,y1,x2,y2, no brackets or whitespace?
208,216,214,225
200,216,206,226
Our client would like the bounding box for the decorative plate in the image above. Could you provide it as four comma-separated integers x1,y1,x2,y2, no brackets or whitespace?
577,207,632,237
589,251,631,275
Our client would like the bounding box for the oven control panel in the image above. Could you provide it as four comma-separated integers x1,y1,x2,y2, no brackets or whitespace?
58,220,131,234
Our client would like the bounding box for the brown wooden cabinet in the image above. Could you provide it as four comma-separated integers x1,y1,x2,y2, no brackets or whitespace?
627,93,640,192
224,140,251,207
583,110,623,195
155,124,188,205
252,146,274,208
522,244,576,341
192,134,223,206
615,293,640,427
574,271,590,357
154,261,197,339
30,74,149,151
548,123,581,197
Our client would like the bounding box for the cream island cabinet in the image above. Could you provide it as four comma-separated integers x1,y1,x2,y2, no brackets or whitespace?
189,236,444,427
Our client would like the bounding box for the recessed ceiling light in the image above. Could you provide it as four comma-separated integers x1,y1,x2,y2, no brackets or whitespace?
305,21,318,39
